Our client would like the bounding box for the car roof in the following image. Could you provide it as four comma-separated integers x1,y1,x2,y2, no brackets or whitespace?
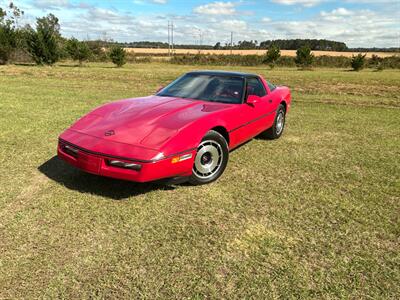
186,70,260,78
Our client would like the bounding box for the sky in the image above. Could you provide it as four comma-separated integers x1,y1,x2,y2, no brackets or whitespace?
2,0,399,48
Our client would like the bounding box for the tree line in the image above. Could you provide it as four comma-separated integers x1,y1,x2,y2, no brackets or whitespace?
114,40,398,53
0,3,127,67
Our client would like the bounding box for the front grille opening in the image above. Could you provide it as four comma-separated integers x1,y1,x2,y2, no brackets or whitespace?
106,159,142,171
62,144,79,158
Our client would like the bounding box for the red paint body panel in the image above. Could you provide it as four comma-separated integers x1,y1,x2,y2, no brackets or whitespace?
58,74,291,182
58,141,195,182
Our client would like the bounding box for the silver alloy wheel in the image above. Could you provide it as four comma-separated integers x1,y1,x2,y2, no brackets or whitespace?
193,140,223,179
276,111,285,135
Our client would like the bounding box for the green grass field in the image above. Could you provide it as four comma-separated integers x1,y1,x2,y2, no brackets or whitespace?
0,63,399,299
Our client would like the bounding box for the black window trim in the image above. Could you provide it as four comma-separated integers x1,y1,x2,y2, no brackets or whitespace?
267,81,277,92
244,76,267,103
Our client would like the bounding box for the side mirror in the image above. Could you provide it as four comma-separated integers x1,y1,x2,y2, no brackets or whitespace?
247,94,261,105
156,86,164,93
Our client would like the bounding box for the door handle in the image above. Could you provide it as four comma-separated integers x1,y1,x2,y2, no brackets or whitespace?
268,99,272,103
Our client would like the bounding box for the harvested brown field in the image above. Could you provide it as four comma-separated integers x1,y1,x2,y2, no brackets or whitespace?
125,48,399,58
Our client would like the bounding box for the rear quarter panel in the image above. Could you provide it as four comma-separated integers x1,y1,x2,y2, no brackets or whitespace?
155,78,291,157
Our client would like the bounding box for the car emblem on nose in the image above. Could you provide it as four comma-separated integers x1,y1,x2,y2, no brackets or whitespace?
105,130,115,136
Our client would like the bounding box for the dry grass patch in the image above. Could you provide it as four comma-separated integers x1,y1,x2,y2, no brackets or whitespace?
0,62,399,298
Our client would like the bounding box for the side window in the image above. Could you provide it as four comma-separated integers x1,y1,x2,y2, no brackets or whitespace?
246,77,267,97
267,81,276,92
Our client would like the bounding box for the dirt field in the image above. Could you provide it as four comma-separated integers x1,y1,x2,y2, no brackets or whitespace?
125,48,399,58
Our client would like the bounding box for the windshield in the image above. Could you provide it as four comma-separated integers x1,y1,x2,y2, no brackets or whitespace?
157,74,244,104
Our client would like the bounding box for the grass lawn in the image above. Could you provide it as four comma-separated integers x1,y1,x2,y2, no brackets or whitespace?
0,63,399,298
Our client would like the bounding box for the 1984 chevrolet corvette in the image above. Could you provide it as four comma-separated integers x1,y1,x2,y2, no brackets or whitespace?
58,71,291,185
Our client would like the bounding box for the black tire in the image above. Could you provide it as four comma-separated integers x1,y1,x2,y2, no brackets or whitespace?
264,104,286,140
189,130,229,185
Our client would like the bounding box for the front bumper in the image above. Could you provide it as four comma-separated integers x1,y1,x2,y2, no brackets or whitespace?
57,139,195,183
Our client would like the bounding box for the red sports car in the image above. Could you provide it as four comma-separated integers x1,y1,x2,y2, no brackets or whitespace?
58,71,291,185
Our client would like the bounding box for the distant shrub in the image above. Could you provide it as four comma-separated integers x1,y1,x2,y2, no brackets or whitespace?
275,56,296,67
169,53,400,69
295,45,314,69
314,55,351,68
125,52,152,63
380,56,400,69
369,54,383,70
376,64,384,71
370,54,381,66
171,54,262,66
351,53,366,71
26,14,61,65
65,38,91,65
86,40,108,61
109,45,126,67
263,44,281,69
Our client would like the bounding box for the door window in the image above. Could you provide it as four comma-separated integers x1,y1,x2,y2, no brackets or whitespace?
246,77,267,97
267,81,276,92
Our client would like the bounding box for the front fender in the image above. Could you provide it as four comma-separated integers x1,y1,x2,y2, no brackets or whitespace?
160,114,230,157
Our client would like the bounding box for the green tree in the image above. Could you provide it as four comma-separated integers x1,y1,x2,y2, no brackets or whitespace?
109,45,126,67
213,42,221,50
263,44,281,69
351,53,366,71
369,54,383,71
66,38,91,65
0,2,24,64
295,45,314,69
87,39,108,61
26,14,61,65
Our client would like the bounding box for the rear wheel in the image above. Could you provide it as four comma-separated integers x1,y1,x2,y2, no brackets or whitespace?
189,130,229,185
264,104,286,139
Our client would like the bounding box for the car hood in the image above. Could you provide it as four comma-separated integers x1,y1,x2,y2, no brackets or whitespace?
69,95,232,150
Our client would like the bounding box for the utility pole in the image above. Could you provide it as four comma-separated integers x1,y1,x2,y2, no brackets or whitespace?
171,21,174,54
168,21,174,56
230,32,233,54
194,28,203,52
168,21,171,56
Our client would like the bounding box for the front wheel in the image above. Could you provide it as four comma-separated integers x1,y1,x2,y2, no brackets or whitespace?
189,130,229,185
264,104,286,139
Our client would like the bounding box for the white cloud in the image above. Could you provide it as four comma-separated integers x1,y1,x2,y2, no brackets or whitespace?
220,19,247,31
320,7,354,21
271,0,324,7
267,8,400,47
344,0,398,3
193,2,236,15
33,0,71,9
32,0,92,10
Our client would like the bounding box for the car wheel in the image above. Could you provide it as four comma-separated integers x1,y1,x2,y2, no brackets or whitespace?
264,104,286,139
189,130,229,185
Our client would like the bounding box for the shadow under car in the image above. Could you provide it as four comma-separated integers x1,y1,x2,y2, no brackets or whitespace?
38,156,176,200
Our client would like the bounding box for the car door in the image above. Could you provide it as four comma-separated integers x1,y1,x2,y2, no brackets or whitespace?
229,77,276,147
